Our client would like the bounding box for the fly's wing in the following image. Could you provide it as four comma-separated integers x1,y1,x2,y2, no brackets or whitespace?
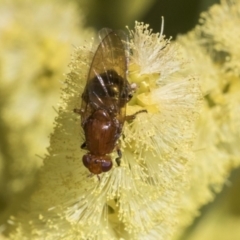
81,29,129,125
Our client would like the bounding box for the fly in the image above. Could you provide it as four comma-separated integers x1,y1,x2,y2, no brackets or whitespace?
74,29,146,175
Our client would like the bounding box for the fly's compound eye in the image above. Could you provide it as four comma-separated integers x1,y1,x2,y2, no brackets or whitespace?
82,154,102,174
101,160,112,172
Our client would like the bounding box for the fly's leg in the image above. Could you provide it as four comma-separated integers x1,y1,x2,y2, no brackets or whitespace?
87,173,100,181
125,109,147,121
116,110,147,166
73,108,83,115
115,147,122,166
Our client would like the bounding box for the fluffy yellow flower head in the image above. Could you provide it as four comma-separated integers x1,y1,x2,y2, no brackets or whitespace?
172,1,240,238
8,22,202,239
0,0,93,231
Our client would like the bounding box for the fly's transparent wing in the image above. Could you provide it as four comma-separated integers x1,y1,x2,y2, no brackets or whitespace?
81,29,130,125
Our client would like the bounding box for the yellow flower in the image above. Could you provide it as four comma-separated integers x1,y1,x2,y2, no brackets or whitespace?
172,1,240,238
199,0,240,76
7,21,202,239
4,0,240,239
0,0,92,232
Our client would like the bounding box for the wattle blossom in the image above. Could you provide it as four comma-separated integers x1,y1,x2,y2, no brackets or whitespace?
0,0,92,232
2,0,240,239
173,1,240,238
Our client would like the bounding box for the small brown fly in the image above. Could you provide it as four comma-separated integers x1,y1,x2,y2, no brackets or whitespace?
74,29,146,175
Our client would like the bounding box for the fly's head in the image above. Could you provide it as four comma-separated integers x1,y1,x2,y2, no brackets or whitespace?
82,153,113,174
